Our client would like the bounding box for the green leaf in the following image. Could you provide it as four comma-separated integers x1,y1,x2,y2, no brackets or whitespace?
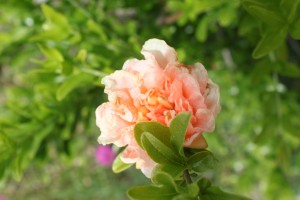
170,112,191,157
30,28,67,41
76,49,87,63
141,132,184,165
151,169,200,198
218,6,237,27
250,57,284,83
245,5,284,27
87,20,108,41
38,45,64,62
265,168,295,200
0,132,15,162
56,73,94,101
275,62,300,77
112,152,133,173
62,61,73,75
196,16,209,42
238,15,258,36
153,163,186,178
151,171,177,189
290,18,300,39
128,185,177,200
30,4,73,41
172,183,199,200
11,153,22,181
253,27,287,59
201,186,251,200
197,177,212,192
187,150,217,173
186,183,200,197
26,124,54,161
196,0,227,13
41,4,72,32
172,195,196,200
134,122,171,149
280,0,300,22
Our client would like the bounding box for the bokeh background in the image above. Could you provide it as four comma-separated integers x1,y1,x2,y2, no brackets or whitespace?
1,0,300,199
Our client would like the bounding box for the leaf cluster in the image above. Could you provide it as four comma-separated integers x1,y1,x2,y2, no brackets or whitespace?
112,113,249,200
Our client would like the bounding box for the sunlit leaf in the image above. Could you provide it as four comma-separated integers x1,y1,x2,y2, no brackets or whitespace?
218,6,237,27
41,4,72,32
76,49,87,63
38,44,64,62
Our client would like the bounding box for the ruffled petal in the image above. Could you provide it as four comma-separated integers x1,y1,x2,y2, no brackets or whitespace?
141,38,177,68
96,103,133,146
191,63,208,94
205,79,221,116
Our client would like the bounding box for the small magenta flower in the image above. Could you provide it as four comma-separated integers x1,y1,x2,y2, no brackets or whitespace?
0,196,5,200
95,145,116,166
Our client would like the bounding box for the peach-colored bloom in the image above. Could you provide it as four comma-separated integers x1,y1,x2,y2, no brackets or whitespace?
95,38,220,177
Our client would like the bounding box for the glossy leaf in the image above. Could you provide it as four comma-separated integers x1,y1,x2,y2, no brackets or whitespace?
141,132,184,165
170,112,191,157
134,121,171,149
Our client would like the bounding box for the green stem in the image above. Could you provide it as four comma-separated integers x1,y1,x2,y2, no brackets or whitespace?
183,169,192,184
183,170,202,199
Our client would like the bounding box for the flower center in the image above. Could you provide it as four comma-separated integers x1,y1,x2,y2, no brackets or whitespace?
137,89,174,122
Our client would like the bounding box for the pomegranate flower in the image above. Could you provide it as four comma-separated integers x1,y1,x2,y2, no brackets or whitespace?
96,38,220,177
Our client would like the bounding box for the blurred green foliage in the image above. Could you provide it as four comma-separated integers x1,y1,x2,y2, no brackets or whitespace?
0,0,299,199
